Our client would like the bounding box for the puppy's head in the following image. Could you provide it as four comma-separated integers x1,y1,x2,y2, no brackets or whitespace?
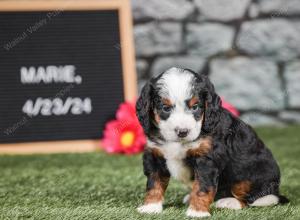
136,67,221,143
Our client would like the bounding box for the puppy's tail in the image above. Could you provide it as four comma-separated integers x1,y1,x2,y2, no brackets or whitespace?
278,195,289,204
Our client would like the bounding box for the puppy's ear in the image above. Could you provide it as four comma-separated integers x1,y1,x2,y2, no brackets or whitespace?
136,82,153,135
202,76,222,133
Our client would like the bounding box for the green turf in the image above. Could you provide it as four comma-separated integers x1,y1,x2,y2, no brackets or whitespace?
1,126,300,219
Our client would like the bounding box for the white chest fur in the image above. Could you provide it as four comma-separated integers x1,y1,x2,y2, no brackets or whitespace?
149,141,197,187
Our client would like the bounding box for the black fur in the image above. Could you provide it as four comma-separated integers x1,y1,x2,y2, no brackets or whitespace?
143,149,170,191
136,82,153,135
137,68,288,206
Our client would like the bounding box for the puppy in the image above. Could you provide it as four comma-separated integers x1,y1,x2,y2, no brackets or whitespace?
136,67,288,218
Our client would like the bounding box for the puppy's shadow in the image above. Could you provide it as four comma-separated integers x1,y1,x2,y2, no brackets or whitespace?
164,193,188,209
165,202,186,209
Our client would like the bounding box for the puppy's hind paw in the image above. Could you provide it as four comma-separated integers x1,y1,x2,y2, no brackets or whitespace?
215,197,242,210
137,202,163,214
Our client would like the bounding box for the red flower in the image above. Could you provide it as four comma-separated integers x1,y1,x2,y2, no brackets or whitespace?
101,102,146,154
116,101,137,121
221,98,240,117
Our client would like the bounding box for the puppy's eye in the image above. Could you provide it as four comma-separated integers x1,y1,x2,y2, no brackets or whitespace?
162,105,172,113
191,103,199,111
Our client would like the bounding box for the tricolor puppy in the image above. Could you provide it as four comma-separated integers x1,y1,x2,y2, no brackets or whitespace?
136,67,288,218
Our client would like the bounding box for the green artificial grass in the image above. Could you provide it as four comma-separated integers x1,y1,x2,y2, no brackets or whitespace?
1,126,300,220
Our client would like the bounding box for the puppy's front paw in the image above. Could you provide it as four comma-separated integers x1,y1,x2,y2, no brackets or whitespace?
137,202,163,214
186,208,211,218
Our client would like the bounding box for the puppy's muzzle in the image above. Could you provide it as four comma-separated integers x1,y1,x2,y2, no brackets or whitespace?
175,128,190,138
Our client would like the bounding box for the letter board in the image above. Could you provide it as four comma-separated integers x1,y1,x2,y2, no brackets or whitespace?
0,0,137,153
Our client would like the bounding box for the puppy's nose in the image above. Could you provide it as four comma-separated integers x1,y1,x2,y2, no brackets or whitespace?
175,128,189,138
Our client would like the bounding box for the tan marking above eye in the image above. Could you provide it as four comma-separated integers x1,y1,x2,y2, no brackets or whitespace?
162,98,172,106
188,97,200,108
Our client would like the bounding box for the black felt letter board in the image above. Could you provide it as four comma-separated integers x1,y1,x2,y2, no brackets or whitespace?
0,11,124,143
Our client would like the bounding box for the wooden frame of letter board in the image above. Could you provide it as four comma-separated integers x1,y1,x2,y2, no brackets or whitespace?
0,0,137,154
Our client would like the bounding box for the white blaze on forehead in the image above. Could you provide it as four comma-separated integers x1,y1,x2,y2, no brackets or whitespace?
157,68,194,103
155,67,202,143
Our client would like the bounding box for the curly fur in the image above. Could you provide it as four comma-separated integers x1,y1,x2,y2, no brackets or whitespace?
136,67,288,217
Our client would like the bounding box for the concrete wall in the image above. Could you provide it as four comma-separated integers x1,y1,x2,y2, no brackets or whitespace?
132,0,300,126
